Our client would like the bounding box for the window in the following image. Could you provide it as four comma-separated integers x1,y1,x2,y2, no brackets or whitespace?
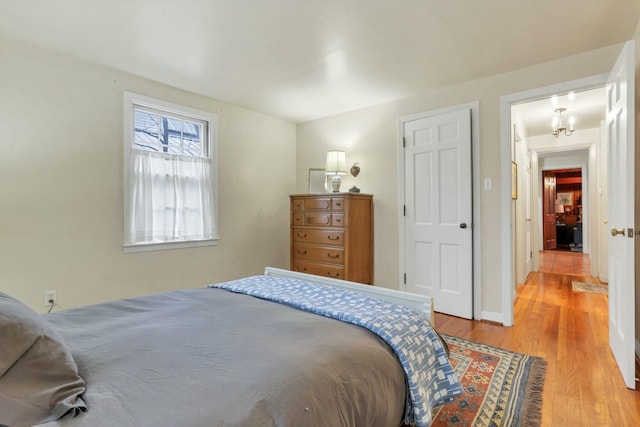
123,92,218,252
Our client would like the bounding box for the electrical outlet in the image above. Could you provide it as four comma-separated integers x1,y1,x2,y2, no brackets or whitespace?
45,290,57,306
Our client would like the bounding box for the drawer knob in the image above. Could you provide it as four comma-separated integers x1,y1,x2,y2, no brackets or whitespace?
328,235,340,241
297,249,308,254
327,253,339,259
327,272,340,278
297,233,307,238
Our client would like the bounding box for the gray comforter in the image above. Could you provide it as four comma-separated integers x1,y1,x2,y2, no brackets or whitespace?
44,287,406,427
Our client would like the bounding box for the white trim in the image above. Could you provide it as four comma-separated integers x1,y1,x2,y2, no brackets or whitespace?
124,238,219,253
499,74,607,326
125,91,217,123
264,267,435,324
397,101,482,320
122,91,219,253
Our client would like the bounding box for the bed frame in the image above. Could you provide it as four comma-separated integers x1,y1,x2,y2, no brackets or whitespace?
264,267,435,325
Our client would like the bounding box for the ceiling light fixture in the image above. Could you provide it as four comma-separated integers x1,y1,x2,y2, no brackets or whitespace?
552,107,575,138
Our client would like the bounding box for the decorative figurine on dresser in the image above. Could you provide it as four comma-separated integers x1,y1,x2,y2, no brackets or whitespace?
290,193,373,284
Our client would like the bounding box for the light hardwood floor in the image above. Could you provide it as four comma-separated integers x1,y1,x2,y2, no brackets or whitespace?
538,249,593,276
435,251,640,426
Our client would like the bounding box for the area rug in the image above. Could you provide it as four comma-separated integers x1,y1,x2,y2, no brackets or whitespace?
572,281,608,295
430,335,547,427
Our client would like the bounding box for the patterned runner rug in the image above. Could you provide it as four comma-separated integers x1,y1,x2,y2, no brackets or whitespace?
571,281,608,295
430,335,547,427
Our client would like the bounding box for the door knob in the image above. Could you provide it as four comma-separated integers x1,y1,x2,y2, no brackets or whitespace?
460,223,467,229
611,228,626,237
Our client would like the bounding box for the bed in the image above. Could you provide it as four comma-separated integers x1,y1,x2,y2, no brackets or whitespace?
0,268,462,427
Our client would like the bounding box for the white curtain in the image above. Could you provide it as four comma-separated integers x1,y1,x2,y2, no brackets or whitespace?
126,150,215,245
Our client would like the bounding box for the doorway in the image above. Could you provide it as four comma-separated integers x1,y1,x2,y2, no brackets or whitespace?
501,41,636,389
499,75,608,326
542,168,583,252
510,88,603,292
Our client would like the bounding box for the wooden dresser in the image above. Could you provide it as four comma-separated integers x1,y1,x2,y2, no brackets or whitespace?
290,193,373,284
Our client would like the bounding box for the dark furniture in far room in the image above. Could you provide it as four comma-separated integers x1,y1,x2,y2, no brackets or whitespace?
556,222,582,249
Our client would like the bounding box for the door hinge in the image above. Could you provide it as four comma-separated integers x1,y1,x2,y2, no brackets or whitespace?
403,205,406,216
403,136,406,148
403,273,406,284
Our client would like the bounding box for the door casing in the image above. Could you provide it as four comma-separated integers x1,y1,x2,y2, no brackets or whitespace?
500,74,608,326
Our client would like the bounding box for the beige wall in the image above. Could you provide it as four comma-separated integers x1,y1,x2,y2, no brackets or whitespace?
2,22,639,327
0,37,296,312
296,43,624,317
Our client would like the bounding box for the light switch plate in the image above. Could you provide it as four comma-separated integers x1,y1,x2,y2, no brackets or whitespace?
484,178,492,190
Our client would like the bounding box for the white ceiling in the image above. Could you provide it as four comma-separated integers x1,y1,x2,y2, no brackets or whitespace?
0,0,638,123
513,87,607,138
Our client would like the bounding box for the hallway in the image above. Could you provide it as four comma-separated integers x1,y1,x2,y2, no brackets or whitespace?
538,249,595,277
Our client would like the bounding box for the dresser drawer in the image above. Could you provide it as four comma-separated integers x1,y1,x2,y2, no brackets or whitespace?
332,197,345,212
292,198,305,212
292,213,304,225
292,213,340,227
292,243,344,264
305,213,332,226
291,196,340,213
292,228,345,246
291,261,345,280
292,197,332,212
304,198,332,211
332,214,345,227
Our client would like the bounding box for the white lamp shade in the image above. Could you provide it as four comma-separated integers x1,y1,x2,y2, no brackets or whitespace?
325,150,347,174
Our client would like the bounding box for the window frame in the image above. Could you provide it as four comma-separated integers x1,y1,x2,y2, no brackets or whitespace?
123,91,219,253
132,105,208,158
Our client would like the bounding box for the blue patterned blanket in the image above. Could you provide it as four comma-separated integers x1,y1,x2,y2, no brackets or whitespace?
208,275,462,426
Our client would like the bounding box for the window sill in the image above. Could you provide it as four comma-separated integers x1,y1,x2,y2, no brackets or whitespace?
124,238,219,253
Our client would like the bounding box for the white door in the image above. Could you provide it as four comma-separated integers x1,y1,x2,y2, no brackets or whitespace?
606,40,635,389
404,109,473,319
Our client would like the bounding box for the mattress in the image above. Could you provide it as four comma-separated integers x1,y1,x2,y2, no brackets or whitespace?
43,286,408,426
